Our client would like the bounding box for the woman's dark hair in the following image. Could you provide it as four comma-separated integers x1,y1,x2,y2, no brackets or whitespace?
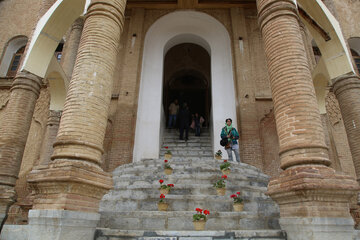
225,118,232,123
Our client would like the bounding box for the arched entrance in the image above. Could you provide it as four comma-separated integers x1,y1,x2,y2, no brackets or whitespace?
163,43,211,127
133,11,238,162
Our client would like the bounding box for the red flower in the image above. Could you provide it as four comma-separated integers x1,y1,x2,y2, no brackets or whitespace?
159,179,164,184
203,209,210,215
160,194,165,199
230,194,237,198
164,146,168,149
164,160,168,163
221,175,227,179
224,160,228,162
237,192,241,195
195,208,203,213
167,184,174,187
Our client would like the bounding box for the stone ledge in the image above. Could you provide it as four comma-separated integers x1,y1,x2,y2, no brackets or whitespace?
95,229,286,239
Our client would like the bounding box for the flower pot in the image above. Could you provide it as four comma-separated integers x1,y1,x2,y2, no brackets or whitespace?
193,220,206,230
221,169,231,175
158,202,169,211
159,188,169,195
164,168,173,175
233,203,244,212
215,155,222,160
216,188,226,196
164,153,172,160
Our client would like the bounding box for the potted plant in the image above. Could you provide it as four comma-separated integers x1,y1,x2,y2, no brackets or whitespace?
164,146,172,159
231,191,244,211
193,208,210,230
164,159,173,175
214,150,222,160
158,194,168,211
213,175,227,196
158,179,174,194
220,160,231,175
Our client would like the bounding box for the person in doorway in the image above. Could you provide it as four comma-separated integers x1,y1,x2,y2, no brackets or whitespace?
179,102,190,140
220,118,240,162
168,99,179,129
194,113,201,136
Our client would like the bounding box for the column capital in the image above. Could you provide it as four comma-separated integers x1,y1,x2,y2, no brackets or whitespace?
257,0,298,32
332,73,360,96
71,17,84,31
47,110,62,126
12,71,43,97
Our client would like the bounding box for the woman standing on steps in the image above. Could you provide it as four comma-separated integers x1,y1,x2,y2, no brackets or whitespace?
220,118,241,162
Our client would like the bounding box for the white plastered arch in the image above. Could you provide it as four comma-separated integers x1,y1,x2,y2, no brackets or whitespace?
133,11,237,162
21,0,88,78
298,0,356,79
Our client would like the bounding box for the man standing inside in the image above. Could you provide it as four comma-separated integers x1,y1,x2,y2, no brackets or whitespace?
168,99,179,129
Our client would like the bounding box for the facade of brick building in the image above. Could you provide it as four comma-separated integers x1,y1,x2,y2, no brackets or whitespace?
0,0,360,239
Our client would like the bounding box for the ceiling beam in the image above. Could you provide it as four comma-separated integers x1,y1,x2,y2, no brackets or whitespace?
126,0,256,9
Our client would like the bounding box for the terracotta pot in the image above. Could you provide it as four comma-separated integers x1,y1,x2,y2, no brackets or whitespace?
164,168,173,175
158,202,169,211
164,153,172,160
216,188,226,196
221,169,231,175
215,155,222,160
159,188,169,195
233,203,244,212
193,220,206,230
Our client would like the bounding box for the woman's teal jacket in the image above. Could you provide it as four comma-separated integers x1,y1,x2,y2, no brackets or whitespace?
220,127,239,145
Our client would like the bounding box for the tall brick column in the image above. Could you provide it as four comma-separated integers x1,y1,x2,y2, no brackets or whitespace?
27,1,126,239
333,74,360,181
60,18,84,79
0,71,42,226
256,0,359,239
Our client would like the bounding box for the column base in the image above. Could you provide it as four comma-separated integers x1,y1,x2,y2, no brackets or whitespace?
280,217,356,240
28,210,99,240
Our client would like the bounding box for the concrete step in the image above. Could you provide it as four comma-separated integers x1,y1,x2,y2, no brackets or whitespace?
162,142,212,147
98,211,279,231
95,229,287,239
159,150,213,156
100,193,277,214
98,129,280,233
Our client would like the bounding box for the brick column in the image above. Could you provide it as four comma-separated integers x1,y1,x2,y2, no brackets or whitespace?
0,71,42,226
256,0,359,239
333,74,360,182
37,110,62,167
60,18,84,79
27,1,126,239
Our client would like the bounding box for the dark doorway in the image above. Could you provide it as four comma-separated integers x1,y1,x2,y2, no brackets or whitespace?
163,43,211,127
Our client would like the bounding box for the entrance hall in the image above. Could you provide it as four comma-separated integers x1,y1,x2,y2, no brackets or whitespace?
163,43,211,127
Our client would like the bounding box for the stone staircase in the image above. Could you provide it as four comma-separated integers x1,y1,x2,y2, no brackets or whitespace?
96,128,285,239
